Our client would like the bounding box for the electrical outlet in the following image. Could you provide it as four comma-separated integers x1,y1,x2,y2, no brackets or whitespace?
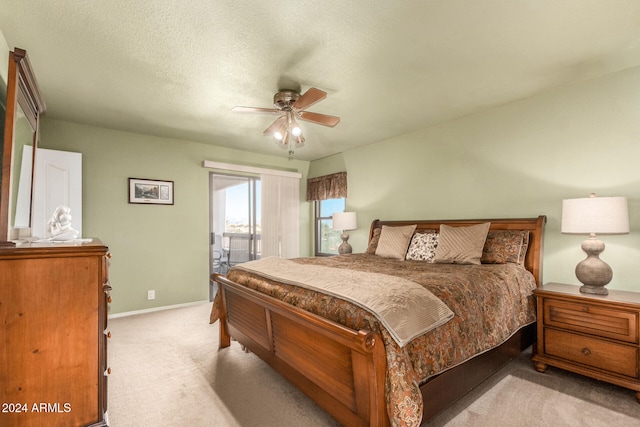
147,290,155,300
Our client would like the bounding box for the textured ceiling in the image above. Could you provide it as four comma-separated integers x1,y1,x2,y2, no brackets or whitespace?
2,1,640,161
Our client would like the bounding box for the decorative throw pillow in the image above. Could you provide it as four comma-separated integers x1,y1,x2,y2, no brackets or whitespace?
481,230,530,265
433,222,491,265
517,231,530,266
366,228,382,254
406,232,439,261
375,225,417,259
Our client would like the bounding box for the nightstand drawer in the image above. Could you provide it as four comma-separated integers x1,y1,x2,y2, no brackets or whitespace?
543,299,638,344
545,329,639,378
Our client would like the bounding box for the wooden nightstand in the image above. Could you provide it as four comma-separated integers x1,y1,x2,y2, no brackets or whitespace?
532,282,640,402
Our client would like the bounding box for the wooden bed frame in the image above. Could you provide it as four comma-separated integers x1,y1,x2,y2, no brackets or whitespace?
213,216,546,426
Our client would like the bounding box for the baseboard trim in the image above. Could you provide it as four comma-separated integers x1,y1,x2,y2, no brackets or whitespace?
108,300,210,319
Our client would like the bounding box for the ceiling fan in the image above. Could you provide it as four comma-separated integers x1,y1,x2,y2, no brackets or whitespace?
232,87,340,156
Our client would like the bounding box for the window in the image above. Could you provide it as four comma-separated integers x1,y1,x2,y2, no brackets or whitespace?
307,171,348,256
314,198,345,255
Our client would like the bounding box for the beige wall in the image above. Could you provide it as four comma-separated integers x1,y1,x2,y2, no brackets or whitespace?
39,119,310,313
312,66,640,292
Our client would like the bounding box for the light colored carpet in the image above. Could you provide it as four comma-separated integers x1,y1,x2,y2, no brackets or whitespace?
427,360,640,427
107,302,640,426
107,302,338,427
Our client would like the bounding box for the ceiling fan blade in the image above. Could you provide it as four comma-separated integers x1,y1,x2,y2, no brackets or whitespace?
292,87,327,111
298,111,341,127
232,106,279,114
262,115,286,135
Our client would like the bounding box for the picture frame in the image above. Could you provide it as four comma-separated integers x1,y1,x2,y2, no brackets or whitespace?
128,178,174,205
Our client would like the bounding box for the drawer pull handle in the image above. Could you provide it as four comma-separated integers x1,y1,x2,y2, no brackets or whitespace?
104,368,111,376
103,330,111,339
581,347,591,356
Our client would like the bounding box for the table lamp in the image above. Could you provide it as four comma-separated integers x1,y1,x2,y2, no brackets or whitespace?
561,194,629,295
332,212,357,254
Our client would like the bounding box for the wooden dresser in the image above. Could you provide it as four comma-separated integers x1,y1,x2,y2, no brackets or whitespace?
532,282,640,402
0,240,111,426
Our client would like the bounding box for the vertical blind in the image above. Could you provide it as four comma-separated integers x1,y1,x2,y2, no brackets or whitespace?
261,174,300,259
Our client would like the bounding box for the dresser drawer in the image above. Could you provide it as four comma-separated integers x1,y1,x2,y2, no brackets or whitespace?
544,329,639,378
543,298,638,343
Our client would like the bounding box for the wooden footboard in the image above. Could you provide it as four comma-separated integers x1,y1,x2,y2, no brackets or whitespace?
215,274,390,427
214,216,546,425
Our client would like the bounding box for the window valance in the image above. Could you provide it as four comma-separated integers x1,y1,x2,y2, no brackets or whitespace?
306,172,347,201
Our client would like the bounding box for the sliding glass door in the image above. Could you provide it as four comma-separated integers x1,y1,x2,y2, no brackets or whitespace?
209,173,261,298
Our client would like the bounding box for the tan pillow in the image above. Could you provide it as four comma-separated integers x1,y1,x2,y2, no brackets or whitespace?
366,228,382,254
433,222,491,265
375,225,417,259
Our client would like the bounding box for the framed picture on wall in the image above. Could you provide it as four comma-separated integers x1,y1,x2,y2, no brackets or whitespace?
128,178,174,205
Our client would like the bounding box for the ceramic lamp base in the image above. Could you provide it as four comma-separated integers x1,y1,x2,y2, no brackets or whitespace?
576,236,612,295
338,232,352,254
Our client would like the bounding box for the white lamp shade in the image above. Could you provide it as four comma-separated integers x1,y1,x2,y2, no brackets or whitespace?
561,196,629,235
332,212,357,231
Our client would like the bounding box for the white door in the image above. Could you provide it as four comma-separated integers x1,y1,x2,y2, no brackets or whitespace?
32,148,82,239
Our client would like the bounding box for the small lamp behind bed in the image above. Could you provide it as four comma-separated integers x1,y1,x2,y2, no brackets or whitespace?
333,211,357,254
561,193,629,295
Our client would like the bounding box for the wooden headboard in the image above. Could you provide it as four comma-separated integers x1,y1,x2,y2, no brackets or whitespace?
369,216,547,286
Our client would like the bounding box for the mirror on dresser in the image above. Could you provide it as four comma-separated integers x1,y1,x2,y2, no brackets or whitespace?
0,47,46,246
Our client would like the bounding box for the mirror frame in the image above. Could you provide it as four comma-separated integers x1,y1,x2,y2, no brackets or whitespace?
0,47,46,246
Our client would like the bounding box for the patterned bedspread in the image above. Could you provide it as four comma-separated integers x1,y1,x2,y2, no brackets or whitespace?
210,253,537,427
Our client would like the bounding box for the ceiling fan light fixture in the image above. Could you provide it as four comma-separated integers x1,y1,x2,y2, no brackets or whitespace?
233,87,340,158
282,131,290,145
273,121,289,141
285,110,303,137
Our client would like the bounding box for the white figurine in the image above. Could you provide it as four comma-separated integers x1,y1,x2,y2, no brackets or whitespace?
48,206,79,241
